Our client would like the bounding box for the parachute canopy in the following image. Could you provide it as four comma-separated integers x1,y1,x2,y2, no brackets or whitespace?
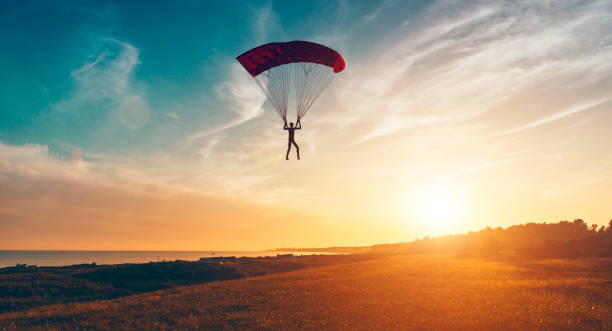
236,41,345,121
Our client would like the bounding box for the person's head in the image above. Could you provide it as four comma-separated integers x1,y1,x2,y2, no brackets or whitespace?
290,122,294,128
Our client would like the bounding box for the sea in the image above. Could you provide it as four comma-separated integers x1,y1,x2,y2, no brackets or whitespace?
0,250,330,268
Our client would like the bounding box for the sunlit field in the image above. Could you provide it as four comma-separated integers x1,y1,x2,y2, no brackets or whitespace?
2,255,610,330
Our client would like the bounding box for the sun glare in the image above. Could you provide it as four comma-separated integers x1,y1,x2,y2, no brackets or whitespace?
420,189,458,229
399,182,467,235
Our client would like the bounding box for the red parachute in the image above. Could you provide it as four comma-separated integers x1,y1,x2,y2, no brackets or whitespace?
237,41,345,121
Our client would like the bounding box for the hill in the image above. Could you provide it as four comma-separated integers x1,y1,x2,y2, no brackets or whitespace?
0,254,374,314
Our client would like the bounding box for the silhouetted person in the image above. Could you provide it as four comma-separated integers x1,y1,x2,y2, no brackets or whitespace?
284,119,301,160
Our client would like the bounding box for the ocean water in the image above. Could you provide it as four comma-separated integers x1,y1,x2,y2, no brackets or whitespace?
0,250,327,268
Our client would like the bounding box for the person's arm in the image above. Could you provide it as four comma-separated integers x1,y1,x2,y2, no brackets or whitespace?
296,119,302,129
283,119,288,130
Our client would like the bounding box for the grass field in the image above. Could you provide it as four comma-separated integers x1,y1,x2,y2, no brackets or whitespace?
1,255,611,330
0,254,373,314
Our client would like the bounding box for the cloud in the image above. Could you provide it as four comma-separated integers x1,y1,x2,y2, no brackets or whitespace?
52,37,150,130
539,154,612,200
253,3,279,44
177,0,612,215
0,142,91,179
183,2,286,146
0,139,335,250
172,0,612,215
363,0,397,23
325,0,612,144
184,62,266,145
492,99,611,136
363,7,382,22
164,112,181,120
0,142,319,250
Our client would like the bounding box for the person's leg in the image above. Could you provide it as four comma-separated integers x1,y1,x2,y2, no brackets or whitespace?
293,141,300,160
286,141,291,160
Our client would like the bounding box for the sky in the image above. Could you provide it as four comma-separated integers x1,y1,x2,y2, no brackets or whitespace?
1,0,612,250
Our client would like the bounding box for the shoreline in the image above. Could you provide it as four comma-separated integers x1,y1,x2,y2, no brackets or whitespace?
0,250,339,269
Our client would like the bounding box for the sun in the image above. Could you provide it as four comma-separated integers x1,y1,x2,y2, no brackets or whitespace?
419,189,458,229
395,181,468,235
406,181,468,233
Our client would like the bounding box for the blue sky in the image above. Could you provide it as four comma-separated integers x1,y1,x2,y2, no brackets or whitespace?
0,0,426,155
1,0,612,249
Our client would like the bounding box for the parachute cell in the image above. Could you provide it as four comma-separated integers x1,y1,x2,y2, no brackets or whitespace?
236,41,345,121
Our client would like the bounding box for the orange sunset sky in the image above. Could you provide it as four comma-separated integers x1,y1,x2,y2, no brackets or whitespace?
1,0,611,250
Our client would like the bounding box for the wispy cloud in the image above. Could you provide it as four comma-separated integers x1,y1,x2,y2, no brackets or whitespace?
363,7,382,22
540,154,612,201
184,63,266,145
0,142,91,178
164,112,181,120
176,0,612,216
492,99,611,136
52,37,150,130
0,142,313,250
253,3,283,44
363,0,399,23
171,0,612,213
325,0,612,144
182,3,287,146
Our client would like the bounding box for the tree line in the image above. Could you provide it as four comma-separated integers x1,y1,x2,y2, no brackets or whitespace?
369,219,612,258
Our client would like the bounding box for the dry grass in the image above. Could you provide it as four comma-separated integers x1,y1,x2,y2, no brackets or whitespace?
1,255,611,330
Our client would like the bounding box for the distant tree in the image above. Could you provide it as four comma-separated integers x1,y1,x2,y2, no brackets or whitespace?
480,237,501,257
573,219,586,228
